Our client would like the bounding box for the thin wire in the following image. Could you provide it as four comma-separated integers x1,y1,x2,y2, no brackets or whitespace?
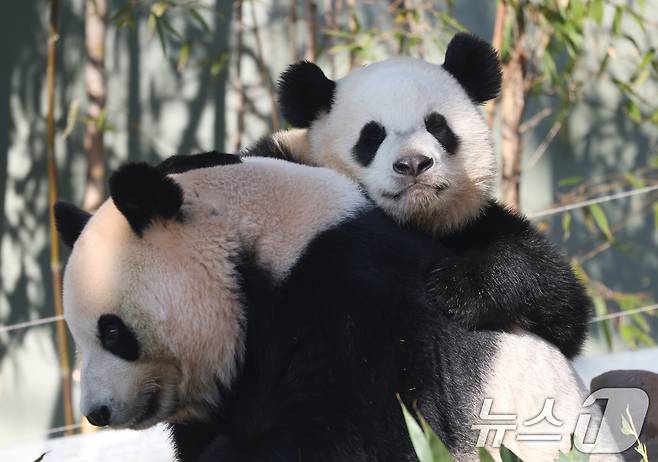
528,184,658,219
591,304,658,323
0,315,64,334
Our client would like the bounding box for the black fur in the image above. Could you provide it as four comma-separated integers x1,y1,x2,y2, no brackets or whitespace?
171,208,498,461
352,121,387,166
442,33,502,104
278,61,336,128
54,201,92,248
424,112,459,155
109,162,184,237
241,135,296,160
158,151,242,174
97,314,140,362
426,200,591,358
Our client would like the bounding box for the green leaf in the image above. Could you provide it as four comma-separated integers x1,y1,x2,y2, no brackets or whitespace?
612,6,623,36
210,51,230,76
590,0,604,24
177,42,191,72
558,176,583,187
500,445,522,462
416,407,453,461
151,1,170,18
623,172,645,188
620,322,637,348
153,14,167,54
625,100,643,123
62,98,80,140
653,202,658,231
562,211,572,241
190,8,211,34
400,399,435,462
589,204,613,240
160,15,183,40
478,448,496,462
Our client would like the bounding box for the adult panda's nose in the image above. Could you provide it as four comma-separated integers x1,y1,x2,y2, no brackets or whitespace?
392,154,434,177
86,405,111,427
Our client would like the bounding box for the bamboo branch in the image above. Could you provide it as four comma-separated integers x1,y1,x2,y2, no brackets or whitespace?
304,0,318,61
486,0,507,128
249,0,280,130
234,0,245,151
47,0,75,435
83,0,107,212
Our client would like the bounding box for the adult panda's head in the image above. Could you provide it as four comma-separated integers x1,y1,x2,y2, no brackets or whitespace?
278,33,501,235
55,155,367,429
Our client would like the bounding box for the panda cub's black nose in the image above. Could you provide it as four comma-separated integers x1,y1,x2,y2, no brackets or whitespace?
86,405,111,427
393,154,434,177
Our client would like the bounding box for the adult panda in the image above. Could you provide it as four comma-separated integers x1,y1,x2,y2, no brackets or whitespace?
242,33,591,359
55,154,615,462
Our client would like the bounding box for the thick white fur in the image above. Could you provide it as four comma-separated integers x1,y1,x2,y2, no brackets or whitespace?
271,57,497,235
63,158,369,428
480,331,622,462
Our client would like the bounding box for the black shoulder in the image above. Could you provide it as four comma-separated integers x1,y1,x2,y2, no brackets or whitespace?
241,135,294,161
445,199,531,246
157,151,242,174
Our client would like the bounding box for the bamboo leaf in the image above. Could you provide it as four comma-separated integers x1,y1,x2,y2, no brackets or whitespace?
625,100,643,123
399,398,434,462
612,6,623,36
558,176,583,187
589,204,613,240
500,445,522,462
151,1,169,18
415,405,453,461
478,448,496,462
590,0,604,24
623,172,645,188
154,15,167,54
177,42,191,72
190,8,211,34
562,211,572,241
62,98,80,140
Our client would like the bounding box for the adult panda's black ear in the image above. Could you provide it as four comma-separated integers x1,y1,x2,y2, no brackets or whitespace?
54,201,92,248
109,162,183,237
278,61,336,128
442,33,502,104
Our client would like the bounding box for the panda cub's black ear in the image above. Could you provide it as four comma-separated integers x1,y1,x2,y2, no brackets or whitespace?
109,162,183,237
54,201,92,248
278,61,336,128
442,33,502,104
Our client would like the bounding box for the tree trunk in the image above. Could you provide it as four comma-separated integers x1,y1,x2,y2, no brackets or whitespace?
499,34,526,210
83,0,107,212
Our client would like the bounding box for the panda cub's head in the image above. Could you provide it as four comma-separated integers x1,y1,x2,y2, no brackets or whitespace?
278,33,501,235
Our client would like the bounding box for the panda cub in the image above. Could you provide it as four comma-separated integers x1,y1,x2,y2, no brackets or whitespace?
55,154,612,462
243,33,591,358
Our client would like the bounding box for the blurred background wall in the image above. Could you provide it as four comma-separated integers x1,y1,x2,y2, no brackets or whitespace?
1,0,657,447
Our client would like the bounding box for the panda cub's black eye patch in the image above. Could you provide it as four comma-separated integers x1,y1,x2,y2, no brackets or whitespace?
98,314,140,361
424,112,459,155
352,121,387,166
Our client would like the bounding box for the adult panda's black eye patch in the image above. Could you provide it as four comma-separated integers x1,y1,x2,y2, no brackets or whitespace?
424,112,459,155
97,314,140,361
352,121,387,166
